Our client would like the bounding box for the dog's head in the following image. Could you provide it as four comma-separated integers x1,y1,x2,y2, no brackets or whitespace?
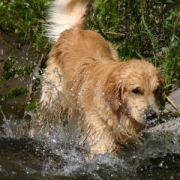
106,59,165,126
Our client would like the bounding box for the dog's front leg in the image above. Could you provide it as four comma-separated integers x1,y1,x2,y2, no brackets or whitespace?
84,114,117,158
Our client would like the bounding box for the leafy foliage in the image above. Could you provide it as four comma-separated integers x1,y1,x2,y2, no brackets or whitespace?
3,56,31,79
7,87,28,98
88,0,180,90
25,101,39,112
0,0,49,49
0,0,179,91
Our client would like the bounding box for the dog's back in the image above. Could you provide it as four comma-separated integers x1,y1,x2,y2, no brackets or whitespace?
39,0,118,114
45,0,118,63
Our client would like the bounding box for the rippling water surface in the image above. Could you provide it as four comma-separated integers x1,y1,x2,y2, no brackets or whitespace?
0,114,180,180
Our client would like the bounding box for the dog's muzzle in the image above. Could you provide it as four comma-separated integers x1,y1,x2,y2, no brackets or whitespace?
144,108,158,123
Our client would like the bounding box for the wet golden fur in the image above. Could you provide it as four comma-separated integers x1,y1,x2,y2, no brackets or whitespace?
34,0,164,157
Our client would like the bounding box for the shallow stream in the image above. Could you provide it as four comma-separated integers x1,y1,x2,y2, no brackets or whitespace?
0,113,180,180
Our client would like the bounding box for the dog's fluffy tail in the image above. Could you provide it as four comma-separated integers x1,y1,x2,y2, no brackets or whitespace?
45,0,90,42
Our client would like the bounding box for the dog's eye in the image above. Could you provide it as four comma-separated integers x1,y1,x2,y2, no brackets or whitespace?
132,88,142,95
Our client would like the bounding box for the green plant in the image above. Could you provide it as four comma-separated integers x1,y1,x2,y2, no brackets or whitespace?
3,56,32,79
161,8,180,90
3,56,17,79
25,101,39,112
0,0,179,93
0,0,49,49
7,87,28,98
88,0,180,91
140,4,180,91
3,56,16,71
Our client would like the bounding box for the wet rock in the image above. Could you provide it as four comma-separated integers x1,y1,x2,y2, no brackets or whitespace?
166,88,180,111
142,118,180,157
134,117,180,179
123,88,179,176
136,89,180,174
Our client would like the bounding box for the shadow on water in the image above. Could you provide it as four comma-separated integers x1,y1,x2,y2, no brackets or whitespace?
0,112,180,180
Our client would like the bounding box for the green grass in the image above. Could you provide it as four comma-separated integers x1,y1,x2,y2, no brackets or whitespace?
0,0,49,50
25,101,39,112
88,0,180,92
3,56,31,79
0,0,179,93
7,87,28,98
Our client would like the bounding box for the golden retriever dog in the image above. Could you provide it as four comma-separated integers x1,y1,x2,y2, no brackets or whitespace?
32,0,164,158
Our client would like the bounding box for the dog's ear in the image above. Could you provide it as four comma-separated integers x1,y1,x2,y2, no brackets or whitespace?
105,75,123,112
156,71,165,108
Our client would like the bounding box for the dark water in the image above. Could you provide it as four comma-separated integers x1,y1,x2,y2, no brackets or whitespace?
0,115,180,180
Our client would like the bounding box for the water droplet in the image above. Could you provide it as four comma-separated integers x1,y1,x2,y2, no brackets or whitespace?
159,161,164,167
51,138,56,143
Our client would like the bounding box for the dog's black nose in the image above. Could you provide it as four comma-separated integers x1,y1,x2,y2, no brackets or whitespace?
145,109,158,121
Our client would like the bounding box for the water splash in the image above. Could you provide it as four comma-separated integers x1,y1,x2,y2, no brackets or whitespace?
0,108,180,179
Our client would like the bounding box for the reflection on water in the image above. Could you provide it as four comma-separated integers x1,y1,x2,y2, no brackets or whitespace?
0,115,180,180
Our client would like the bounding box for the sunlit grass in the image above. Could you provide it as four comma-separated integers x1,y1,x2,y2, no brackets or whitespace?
88,0,180,92
0,0,49,49
0,0,179,93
